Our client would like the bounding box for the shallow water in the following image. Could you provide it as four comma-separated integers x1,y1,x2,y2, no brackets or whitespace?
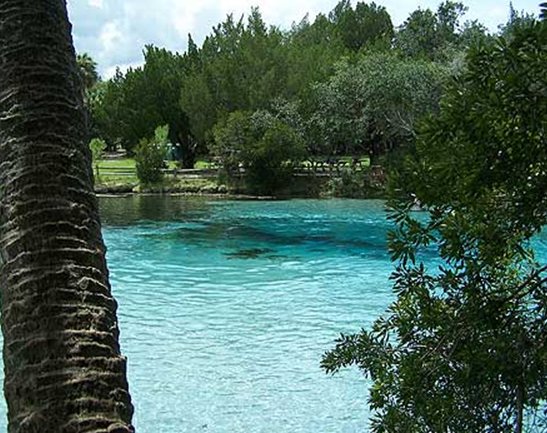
0,196,545,432
102,197,393,433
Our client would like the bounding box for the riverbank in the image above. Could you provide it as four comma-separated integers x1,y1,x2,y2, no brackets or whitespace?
94,169,386,199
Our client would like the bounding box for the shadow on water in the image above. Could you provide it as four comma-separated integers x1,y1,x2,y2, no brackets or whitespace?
99,195,215,226
225,248,276,259
98,196,445,263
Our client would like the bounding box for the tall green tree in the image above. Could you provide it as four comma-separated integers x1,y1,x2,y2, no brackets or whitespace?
323,11,546,433
0,1,134,432
285,13,345,101
213,110,306,194
180,8,289,155
77,52,100,92
395,2,468,59
311,53,447,159
90,46,194,165
87,69,126,151
141,46,194,167
329,1,394,52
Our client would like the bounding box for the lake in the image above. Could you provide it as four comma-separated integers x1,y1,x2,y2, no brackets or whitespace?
0,196,545,432
101,197,393,433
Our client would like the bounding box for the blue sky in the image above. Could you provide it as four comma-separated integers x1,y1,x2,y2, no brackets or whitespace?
66,0,541,77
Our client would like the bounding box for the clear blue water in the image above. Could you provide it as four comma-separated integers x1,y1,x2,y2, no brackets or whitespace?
101,197,394,433
0,197,545,432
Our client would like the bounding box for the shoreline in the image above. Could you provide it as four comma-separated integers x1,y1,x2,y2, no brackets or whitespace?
96,191,278,200
93,174,386,200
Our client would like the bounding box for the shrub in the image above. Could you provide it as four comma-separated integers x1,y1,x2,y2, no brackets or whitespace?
135,125,169,185
89,137,106,183
213,110,306,195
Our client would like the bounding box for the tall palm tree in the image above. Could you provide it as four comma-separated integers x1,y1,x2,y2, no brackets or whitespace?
0,2,134,432
77,52,101,91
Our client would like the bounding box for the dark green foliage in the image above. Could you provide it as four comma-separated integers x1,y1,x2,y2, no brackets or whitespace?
311,53,448,159
88,47,193,165
87,72,125,151
394,1,482,60
76,52,100,92
329,1,394,52
179,9,290,160
213,110,306,195
500,2,538,40
135,125,169,185
87,2,535,194
285,13,345,101
323,13,547,433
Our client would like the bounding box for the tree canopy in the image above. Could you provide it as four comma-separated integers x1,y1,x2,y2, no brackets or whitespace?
85,0,515,170
322,11,547,433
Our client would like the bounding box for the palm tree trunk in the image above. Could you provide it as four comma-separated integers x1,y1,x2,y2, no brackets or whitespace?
0,1,134,432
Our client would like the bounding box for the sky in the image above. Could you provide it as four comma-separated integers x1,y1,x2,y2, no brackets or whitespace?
66,0,541,78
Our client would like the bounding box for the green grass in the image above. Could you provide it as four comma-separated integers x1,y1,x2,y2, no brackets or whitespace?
97,158,213,170
96,157,369,171
93,156,370,190
97,158,136,169
95,174,138,186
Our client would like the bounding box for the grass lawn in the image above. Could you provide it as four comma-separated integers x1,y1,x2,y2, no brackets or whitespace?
94,156,370,181
96,158,136,168
97,158,212,170
94,158,212,187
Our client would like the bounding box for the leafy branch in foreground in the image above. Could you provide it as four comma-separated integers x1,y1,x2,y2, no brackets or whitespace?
323,12,547,433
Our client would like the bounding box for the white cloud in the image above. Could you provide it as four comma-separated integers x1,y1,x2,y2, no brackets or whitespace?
99,21,123,53
67,0,541,78
88,0,104,9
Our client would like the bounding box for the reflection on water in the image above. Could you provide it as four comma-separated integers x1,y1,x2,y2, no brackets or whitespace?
100,197,394,433
97,197,547,433
99,194,216,226
0,196,543,433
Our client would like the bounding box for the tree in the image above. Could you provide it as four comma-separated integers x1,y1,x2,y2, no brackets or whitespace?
323,12,546,433
179,8,291,159
140,46,194,168
89,46,194,165
77,52,100,92
285,13,345,101
86,68,125,151
499,1,538,39
180,34,216,151
329,1,394,52
213,110,306,194
135,125,169,185
0,2,134,432
311,53,447,160
395,2,468,59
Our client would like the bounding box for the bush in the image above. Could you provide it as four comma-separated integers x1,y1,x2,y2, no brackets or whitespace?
135,125,169,185
89,137,106,162
325,168,366,198
89,137,106,183
213,110,307,195
324,167,385,198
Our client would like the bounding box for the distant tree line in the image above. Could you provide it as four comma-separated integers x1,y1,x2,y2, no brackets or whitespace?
80,1,535,184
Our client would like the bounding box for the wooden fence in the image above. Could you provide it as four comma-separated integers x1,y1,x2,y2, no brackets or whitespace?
96,158,374,179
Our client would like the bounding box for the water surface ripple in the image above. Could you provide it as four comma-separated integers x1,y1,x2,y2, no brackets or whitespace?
103,197,392,433
0,196,545,433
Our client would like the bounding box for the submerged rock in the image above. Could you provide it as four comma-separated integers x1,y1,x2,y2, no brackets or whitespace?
225,248,275,259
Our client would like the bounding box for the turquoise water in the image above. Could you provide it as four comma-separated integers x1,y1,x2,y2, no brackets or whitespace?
0,197,545,432
101,197,394,433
